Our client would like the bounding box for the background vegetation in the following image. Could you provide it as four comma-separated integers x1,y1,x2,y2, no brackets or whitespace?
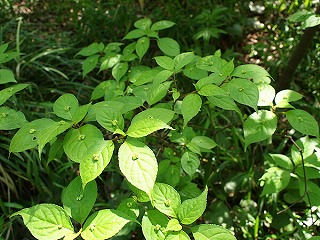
0,0,319,239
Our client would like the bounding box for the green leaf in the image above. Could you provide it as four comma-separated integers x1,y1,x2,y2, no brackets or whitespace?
181,94,202,127
291,136,317,165
0,43,9,54
63,124,104,163
0,83,29,105
157,38,180,56
275,90,303,108
72,103,91,124
134,18,152,30
205,86,241,114
286,109,319,137
158,160,181,187
127,117,173,138
260,167,290,195
151,20,176,31
142,210,169,240
80,140,114,187
183,59,208,80
76,42,103,57
154,56,174,71
181,151,200,176
196,55,224,72
0,52,19,64
116,198,140,220
191,136,216,150
152,182,181,218
299,180,320,206
123,29,145,39
95,106,124,133
147,81,172,105
81,209,130,240
166,219,182,232
302,14,320,28
9,118,71,153
231,64,271,83
244,110,277,148
0,69,16,84
166,231,190,240
0,107,26,130
269,154,293,170
99,53,121,71
82,54,99,77
192,224,236,240
11,204,74,240
112,62,128,81
177,186,208,224
53,93,79,121
174,52,195,72
256,83,275,107
136,37,150,60
62,176,97,224
118,139,158,195
227,78,259,111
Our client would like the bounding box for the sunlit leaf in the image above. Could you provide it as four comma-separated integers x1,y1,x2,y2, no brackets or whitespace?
286,109,319,137
192,224,236,240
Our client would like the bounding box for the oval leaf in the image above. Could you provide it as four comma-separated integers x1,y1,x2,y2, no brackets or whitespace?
152,182,181,218
177,186,208,224
192,224,236,240
118,139,158,195
181,94,202,127
11,204,74,240
181,151,200,176
136,37,150,60
157,38,180,57
53,93,79,121
286,109,319,137
0,107,26,130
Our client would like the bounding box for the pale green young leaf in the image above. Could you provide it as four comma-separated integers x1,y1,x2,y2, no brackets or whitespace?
63,124,104,163
196,74,225,89
62,176,97,224
112,62,128,81
134,18,152,30
11,204,74,240
80,140,114,187
99,53,121,71
76,42,103,57
71,103,91,124
275,90,303,108
302,14,320,28
142,210,169,240
147,81,172,105
53,93,79,121
256,83,275,106
198,83,222,96
157,38,180,56
81,209,130,240
151,20,176,31
288,10,313,22
136,37,150,59
0,83,29,105
0,107,26,130
286,109,319,137
227,78,259,111
0,69,16,84
127,182,151,202
260,167,290,195
181,94,202,127
166,219,182,232
82,54,99,77
123,29,145,39
152,182,181,218
127,117,173,138
192,224,236,240
174,52,195,72
269,154,293,170
244,110,277,148
181,151,200,176
166,231,190,240
177,186,208,224
154,56,174,71
154,69,174,84
118,139,158,195
231,64,271,83
291,136,318,165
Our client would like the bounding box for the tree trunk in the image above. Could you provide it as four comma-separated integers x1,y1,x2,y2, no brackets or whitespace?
276,4,320,91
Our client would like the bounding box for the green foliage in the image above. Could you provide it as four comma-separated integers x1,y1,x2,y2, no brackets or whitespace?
1,14,320,239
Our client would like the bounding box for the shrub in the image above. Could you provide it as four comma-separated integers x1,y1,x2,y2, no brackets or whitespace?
3,18,320,239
